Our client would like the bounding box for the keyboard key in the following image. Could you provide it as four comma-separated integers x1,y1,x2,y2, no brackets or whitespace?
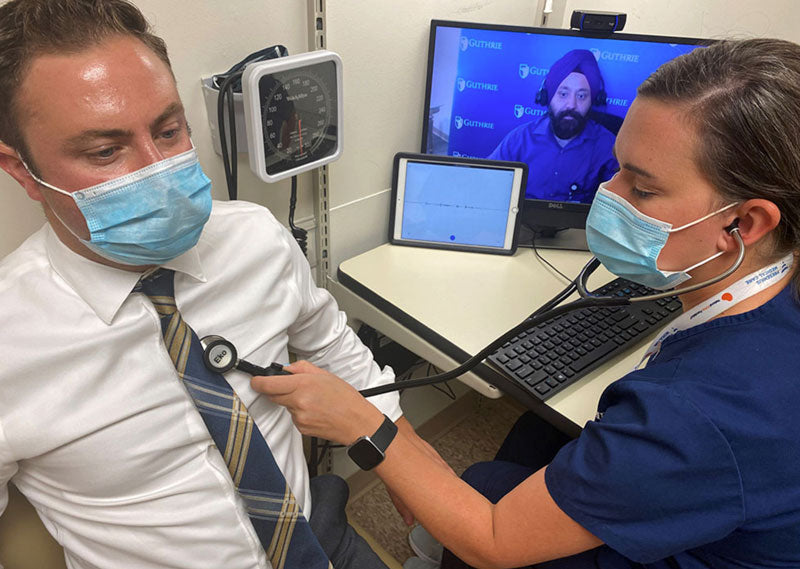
515,365,534,379
569,340,617,372
506,359,523,371
496,354,509,364
545,378,559,388
525,370,547,386
611,311,628,322
535,384,550,395
519,354,531,364
554,372,568,383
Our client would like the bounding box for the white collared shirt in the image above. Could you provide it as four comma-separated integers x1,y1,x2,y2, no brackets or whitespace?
0,200,401,569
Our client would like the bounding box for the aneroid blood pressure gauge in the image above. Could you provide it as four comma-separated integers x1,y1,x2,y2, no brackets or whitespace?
242,50,342,183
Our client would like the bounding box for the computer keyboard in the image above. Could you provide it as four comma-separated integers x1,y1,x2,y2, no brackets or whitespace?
488,278,682,401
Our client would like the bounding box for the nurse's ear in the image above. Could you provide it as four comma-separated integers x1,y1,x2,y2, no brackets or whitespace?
717,199,781,251
0,140,44,202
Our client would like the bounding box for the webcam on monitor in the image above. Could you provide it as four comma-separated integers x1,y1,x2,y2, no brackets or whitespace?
570,10,627,33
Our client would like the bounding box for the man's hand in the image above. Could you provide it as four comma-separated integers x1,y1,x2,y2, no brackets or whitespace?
251,360,384,445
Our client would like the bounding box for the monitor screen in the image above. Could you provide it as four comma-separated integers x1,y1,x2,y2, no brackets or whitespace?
420,20,711,248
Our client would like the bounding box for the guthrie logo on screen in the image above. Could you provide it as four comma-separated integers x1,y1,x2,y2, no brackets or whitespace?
589,47,640,63
460,36,503,51
513,104,546,119
457,77,499,92
518,63,548,79
454,115,495,130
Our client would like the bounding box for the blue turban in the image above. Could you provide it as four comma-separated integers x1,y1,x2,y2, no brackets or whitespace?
544,49,603,104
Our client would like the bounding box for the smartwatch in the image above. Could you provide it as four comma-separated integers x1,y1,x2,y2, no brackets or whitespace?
346,414,398,470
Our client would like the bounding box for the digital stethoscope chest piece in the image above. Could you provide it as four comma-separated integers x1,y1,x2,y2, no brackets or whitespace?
200,335,238,374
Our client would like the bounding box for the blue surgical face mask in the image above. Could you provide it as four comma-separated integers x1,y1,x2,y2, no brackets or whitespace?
24,147,212,266
586,182,737,290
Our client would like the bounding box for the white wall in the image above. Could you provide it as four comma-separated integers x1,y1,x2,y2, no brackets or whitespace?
558,0,800,40
324,0,545,275
0,0,313,259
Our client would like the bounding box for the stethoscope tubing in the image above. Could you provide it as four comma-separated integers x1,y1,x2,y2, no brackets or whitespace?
202,228,745,398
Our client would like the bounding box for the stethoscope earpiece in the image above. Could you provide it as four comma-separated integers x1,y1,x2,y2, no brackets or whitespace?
725,217,740,234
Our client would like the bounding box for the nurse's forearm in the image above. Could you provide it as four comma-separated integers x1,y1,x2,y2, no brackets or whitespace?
374,429,506,569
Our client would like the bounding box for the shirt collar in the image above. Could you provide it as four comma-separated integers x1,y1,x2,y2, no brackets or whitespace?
45,226,207,325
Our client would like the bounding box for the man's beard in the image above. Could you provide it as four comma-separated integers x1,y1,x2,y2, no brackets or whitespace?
549,108,588,140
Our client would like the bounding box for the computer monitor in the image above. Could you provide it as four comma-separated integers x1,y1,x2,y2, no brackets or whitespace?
420,20,712,250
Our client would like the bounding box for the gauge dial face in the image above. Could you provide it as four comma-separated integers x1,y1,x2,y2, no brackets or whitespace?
258,60,339,176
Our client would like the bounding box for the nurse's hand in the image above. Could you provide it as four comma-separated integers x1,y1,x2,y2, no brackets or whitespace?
251,360,384,446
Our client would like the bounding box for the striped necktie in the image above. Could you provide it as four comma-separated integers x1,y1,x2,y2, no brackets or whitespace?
135,268,331,569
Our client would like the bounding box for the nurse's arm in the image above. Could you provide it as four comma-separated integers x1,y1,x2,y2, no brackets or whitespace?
254,362,603,569
374,428,603,568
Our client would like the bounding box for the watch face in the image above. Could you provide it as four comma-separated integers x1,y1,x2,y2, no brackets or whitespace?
258,59,339,176
347,438,385,470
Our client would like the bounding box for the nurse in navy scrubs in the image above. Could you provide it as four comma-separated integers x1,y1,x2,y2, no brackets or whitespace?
254,39,800,569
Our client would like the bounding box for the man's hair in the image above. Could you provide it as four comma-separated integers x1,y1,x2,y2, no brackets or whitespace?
0,0,172,168
638,39,800,295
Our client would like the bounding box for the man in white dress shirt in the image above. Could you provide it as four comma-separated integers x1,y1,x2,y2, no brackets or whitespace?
0,1,442,567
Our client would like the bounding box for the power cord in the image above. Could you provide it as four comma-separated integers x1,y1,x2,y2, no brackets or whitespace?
213,45,289,201
289,176,308,257
531,230,572,282
216,71,243,200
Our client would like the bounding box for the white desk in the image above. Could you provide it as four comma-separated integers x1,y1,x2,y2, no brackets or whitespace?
330,244,661,435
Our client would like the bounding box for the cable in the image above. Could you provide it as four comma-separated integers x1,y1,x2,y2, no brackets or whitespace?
213,45,289,201
358,227,747,399
531,231,572,283
217,71,243,200
289,176,309,256
358,293,630,398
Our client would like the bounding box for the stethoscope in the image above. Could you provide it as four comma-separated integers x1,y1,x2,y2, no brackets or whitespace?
201,224,745,398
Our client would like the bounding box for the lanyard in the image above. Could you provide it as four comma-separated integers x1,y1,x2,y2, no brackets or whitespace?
634,253,794,370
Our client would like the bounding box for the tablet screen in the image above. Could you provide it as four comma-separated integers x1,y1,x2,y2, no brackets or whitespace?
392,154,526,254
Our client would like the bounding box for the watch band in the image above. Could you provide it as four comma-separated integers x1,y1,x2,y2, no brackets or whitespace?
346,414,399,470
369,414,398,452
